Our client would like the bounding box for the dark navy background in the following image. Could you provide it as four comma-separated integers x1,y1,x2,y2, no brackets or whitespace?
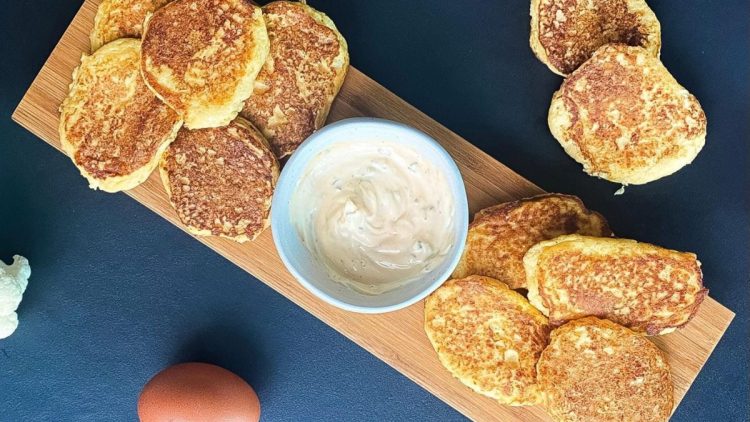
1,1,747,420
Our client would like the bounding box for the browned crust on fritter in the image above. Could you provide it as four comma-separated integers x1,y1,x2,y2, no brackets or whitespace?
530,0,660,75
160,118,280,242
424,276,550,405
141,0,268,128
527,235,707,335
537,317,673,422
452,194,611,289
241,1,349,158
59,39,182,191
90,0,171,51
549,44,707,185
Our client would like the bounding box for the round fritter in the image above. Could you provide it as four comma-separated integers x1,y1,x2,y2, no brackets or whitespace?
240,1,349,158
59,38,182,193
424,275,550,405
530,0,660,75
141,0,270,129
90,0,171,51
537,317,673,422
159,117,280,242
452,194,610,289
548,44,707,185
525,235,707,335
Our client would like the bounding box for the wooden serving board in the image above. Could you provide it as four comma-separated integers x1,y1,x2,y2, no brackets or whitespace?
12,1,735,420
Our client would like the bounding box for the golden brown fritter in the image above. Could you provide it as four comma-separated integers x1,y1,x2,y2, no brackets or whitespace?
241,1,349,158
530,0,660,75
159,117,279,242
548,44,707,185
424,276,550,405
537,317,673,422
525,235,707,335
90,0,171,51
59,38,182,192
141,0,269,129
452,194,611,289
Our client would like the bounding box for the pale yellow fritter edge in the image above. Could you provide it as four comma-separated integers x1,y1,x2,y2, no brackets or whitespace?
529,0,560,75
524,234,582,317
89,0,112,51
90,0,168,52
291,1,350,132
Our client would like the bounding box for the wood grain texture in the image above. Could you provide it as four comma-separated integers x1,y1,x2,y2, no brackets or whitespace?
12,1,734,420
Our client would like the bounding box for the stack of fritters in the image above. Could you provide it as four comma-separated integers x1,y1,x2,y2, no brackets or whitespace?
530,0,707,186
426,194,705,420
452,194,610,289
60,0,349,242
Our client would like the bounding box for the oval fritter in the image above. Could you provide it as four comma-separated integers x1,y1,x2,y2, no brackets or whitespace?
529,0,660,75
141,0,270,129
159,118,280,242
525,235,707,335
537,317,673,422
548,44,707,185
424,276,550,405
452,194,610,289
59,38,182,193
90,0,171,51
241,1,349,158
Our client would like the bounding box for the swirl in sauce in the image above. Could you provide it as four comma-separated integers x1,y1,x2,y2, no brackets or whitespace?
291,140,456,295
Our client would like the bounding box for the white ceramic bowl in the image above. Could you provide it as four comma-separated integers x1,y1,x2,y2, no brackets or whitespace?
271,118,468,313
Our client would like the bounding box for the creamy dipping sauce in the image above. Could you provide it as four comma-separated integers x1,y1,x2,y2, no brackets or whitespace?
290,140,456,295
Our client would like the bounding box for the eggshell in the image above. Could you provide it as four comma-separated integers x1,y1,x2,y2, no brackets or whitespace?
138,362,260,422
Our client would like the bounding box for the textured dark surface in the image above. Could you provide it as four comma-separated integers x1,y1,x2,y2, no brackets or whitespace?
0,1,747,421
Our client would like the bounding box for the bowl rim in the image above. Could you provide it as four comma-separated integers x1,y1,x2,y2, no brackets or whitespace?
271,117,468,313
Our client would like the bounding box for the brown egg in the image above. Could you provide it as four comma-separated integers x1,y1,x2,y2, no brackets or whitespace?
138,362,260,422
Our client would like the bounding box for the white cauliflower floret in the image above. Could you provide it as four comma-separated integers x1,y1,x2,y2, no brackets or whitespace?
0,255,31,339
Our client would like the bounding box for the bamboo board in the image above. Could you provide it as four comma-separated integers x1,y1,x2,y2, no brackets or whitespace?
12,1,735,420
